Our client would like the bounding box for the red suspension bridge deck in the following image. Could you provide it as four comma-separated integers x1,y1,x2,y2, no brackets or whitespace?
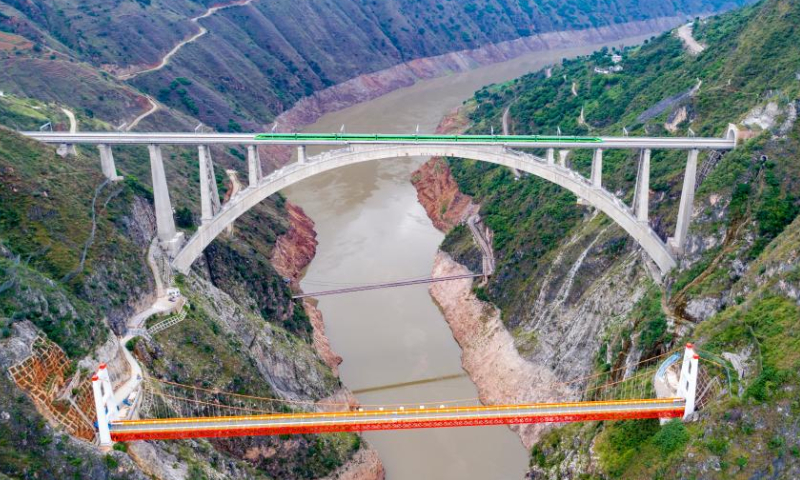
90,345,719,445
110,398,684,441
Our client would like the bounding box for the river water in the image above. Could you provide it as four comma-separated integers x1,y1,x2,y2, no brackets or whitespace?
284,34,650,479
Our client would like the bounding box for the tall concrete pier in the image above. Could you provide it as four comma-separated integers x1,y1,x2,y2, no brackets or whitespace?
148,144,183,254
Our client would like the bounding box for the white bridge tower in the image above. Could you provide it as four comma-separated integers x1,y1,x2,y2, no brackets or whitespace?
677,343,700,419
91,363,120,447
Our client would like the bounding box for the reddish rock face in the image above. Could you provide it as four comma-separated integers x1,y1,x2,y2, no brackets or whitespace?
411,106,479,233
270,201,318,283
429,251,572,449
412,158,478,233
304,300,343,376
267,197,382,480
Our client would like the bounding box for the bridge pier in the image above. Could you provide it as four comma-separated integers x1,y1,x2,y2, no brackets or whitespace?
591,148,603,188
669,149,699,254
198,145,221,224
98,144,123,181
91,374,112,446
247,145,263,187
298,145,307,164
558,149,570,167
56,143,77,157
148,145,184,255
634,148,651,222
546,148,555,164
577,148,604,206
726,123,740,147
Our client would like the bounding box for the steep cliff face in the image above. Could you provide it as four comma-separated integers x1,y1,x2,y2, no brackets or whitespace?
268,200,383,478
426,0,800,477
319,447,385,480
269,200,341,375
413,105,654,451
267,16,688,136
0,122,376,479
429,251,572,449
412,157,478,231
270,201,318,283
411,106,479,232
412,103,645,451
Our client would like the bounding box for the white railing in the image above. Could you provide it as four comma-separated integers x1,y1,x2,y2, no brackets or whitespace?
148,305,189,335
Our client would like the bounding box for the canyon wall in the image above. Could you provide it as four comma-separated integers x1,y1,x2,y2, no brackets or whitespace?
411,106,479,231
412,104,654,448
274,16,687,132
429,251,572,449
270,201,384,480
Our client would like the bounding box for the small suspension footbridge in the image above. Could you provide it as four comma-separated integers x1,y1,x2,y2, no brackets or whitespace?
91,344,725,445
292,214,494,298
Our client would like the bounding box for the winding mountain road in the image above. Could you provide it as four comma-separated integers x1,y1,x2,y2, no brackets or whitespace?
61,107,77,133
118,0,256,81
126,95,159,131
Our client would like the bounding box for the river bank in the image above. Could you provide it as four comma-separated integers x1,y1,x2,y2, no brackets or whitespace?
410,105,572,449
428,251,574,448
273,16,685,135
281,21,680,478
270,201,384,480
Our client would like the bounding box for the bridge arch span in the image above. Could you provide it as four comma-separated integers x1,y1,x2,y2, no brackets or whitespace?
172,144,677,273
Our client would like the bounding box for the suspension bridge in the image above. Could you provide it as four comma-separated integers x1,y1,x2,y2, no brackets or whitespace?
91,344,724,446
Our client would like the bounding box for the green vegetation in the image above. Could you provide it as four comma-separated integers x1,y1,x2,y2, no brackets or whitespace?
0,129,170,355
633,287,671,358
701,295,800,401
0,366,140,479
158,77,199,115
595,419,660,476
0,96,344,478
449,0,800,478
141,283,348,479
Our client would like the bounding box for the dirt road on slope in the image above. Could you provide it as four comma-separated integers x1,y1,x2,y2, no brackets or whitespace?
677,23,705,55
118,0,255,81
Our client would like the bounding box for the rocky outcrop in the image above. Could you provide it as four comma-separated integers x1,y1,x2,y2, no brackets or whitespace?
127,442,189,480
429,251,573,449
411,107,479,232
320,447,385,480
305,299,343,376
185,271,339,400
268,202,382,479
269,202,342,374
412,158,479,232
270,201,318,283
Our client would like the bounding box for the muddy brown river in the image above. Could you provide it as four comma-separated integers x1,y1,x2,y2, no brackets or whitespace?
284,35,651,479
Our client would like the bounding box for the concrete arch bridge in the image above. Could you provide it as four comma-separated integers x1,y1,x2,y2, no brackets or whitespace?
23,129,739,274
